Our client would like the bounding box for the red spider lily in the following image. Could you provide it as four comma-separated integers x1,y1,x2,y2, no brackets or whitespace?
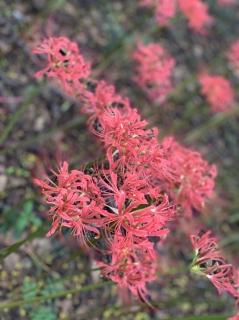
177,0,213,34
198,73,235,113
133,43,175,103
191,231,238,297
227,40,239,77
82,80,130,116
32,37,224,304
91,106,153,157
162,137,217,216
32,37,91,94
95,150,174,239
34,162,104,246
99,233,157,302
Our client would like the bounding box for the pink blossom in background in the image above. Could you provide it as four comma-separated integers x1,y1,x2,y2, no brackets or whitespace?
139,0,213,34
227,40,239,76
228,314,239,320
198,73,235,112
133,43,175,103
139,0,154,7
155,0,177,26
218,0,236,6
177,0,213,34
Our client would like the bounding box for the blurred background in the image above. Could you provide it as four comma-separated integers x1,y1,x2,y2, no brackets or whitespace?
0,0,239,319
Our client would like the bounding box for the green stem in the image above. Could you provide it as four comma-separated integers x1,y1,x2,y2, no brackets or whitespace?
0,281,112,311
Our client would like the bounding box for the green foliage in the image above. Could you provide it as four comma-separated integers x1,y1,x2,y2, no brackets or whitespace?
41,278,65,298
21,277,59,320
0,200,42,238
22,277,39,301
30,306,57,320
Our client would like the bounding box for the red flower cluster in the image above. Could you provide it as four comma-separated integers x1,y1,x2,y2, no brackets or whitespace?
198,73,235,113
178,0,212,34
191,231,238,297
33,37,219,302
32,36,91,94
228,40,239,77
162,137,217,216
133,43,175,103
140,0,212,33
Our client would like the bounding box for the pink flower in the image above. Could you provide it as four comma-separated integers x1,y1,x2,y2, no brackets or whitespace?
227,40,239,77
34,162,104,246
198,73,235,112
218,0,236,6
139,0,213,33
82,80,130,116
177,0,213,34
133,43,175,103
162,137,217,216
155,0,177,26
228,314,239,320
191,231,238,297
32,37,91,94
99,233,157,302
97,152,174,239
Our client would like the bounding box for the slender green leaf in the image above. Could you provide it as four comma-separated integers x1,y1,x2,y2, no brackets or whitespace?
0,226,46,262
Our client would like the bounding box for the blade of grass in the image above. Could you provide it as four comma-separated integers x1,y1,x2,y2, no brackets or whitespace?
0,226,46,262
0,280,112,311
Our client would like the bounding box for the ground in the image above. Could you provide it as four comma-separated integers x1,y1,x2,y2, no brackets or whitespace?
0,0,239,319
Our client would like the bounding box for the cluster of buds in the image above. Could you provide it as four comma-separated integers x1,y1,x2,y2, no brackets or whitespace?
140,0,213,34
33,37,237,306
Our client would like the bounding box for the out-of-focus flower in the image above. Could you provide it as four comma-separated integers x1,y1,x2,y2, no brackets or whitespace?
177,0,213,34
155,0,177,26
228,315,239,320
218,0,236,6
133,43,175,103
139,0,213,33
198,73,235,112
139,0,154,6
